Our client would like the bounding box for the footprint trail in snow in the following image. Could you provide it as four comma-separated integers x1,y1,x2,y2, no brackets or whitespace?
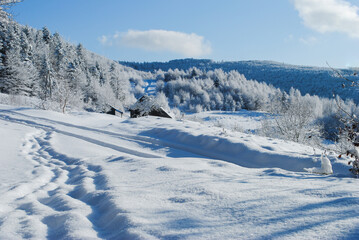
0,130,135,239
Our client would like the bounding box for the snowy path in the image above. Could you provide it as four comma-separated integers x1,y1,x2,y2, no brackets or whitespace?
0,106,359,239
0,128,137,239
0,109,162,159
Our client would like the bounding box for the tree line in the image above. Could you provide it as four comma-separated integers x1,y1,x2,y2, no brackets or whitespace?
0,19,150,112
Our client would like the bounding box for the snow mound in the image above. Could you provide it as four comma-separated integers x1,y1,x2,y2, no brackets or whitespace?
305,154,333,175
141,127,317,172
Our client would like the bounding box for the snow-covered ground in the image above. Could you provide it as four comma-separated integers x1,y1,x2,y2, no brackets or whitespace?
0,104,358,239
184,110,269,134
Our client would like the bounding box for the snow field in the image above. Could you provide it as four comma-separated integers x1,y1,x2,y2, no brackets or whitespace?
0,105,358,239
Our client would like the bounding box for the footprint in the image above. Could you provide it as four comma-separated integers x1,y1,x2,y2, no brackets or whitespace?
156,166,174,172
168,197,191,203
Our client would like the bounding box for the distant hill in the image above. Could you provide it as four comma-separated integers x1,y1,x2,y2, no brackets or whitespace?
120,59,359,103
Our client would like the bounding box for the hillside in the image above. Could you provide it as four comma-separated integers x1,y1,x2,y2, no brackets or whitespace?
0,104,357,239
120,59,359,103
0,20,150,113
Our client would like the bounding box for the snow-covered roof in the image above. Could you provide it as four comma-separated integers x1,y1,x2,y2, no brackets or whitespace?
131,95,160,113
130,95,171,118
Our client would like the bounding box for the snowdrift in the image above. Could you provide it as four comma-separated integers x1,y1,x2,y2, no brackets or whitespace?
142,127,317,172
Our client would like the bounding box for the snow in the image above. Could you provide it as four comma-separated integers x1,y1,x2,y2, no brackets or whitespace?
184,110,268,134
0,104,358,239
305,154,333,175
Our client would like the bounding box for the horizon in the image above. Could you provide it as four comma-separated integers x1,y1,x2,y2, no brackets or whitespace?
119,58,352,70
11,0,359,68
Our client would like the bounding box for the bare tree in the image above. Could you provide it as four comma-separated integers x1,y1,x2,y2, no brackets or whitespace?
327,62,359,175
51,76,83,114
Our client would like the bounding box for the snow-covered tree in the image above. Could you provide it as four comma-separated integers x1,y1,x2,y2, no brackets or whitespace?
52,75,83,113
41,27,51,44
0,18,141,112
261,88,323,144
109,62,131,106
0,0,22,21
335,97,359,175
1,45,38,96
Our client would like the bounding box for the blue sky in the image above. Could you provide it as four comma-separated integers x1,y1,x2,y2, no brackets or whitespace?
11,0,359,68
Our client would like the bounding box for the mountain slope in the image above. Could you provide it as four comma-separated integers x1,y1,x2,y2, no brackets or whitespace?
0,20,150,112
120,59,359,103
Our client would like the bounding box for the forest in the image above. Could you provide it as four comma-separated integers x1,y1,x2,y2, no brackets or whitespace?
0,19,152,113
120,59,359,103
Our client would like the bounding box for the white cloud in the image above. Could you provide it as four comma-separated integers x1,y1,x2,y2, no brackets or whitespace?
100,29,212,57
98,35,110,46
284,34,294,42
299,36,318,45
293,0,359,38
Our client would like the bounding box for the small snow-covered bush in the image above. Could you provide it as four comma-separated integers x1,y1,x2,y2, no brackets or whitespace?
0,93,41,107
337,125,359,176
320,154,333,174
170,107,182,120
305,154,333,175
327,67,359,176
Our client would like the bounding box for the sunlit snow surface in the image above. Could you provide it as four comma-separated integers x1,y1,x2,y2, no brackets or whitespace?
0,105,358,239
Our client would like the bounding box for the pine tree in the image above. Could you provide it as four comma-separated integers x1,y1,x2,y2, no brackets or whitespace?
0,38,4,72
109,62,129,102
42,27,51,44
3,47,37,96
38,54,53,100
